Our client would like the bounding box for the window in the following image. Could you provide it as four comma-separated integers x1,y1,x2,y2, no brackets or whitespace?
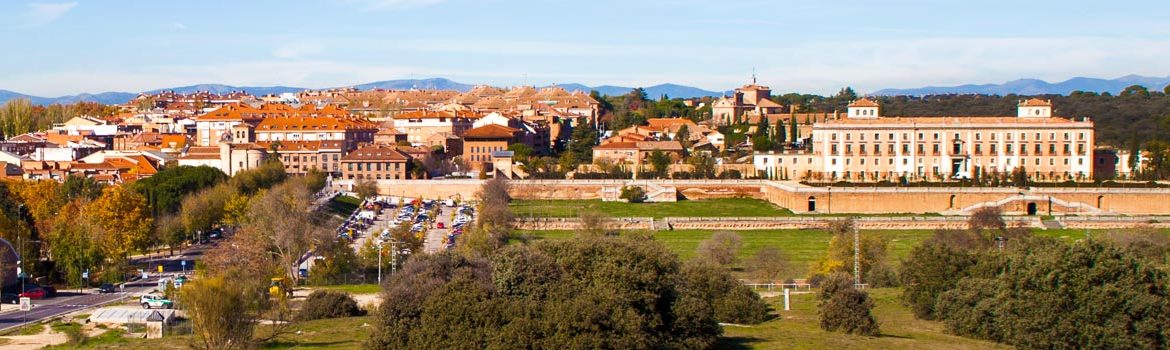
1063,144,1070,155
902,144,910,153
975,144,982,155
832,133,838,141
1063,133,1070,140
1078,133,1085,140
846,144,853,154
975,133,981,140
918,144,925,154
845,133,851,141
860,133,865,141
933,133,939,140
932,144,940,154
1006,144,1013,154
918,133,924,140
1035,144,1042,155
347,163,353,171
831,144,838,155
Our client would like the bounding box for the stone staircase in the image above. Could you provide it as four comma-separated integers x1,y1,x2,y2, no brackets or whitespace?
599,181,678,202
1041,218,1065,230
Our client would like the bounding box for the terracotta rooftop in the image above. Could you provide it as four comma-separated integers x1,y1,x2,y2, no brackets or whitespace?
1018,98,1052,107
848,98,880,108
462,124,520,139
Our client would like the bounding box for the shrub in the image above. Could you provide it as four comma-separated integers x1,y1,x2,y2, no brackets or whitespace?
696,231,743,267
297,290,366,321
936,240,1170,350
619,185,646,203
818,273,879,336
679,259,768,324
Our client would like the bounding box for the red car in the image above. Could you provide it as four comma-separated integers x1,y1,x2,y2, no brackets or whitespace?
436,222,445,229
19,288,45,299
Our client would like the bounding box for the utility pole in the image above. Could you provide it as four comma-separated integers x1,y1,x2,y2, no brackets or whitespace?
853,218,861,287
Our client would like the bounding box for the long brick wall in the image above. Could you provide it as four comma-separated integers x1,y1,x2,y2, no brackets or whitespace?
332,179,1170,216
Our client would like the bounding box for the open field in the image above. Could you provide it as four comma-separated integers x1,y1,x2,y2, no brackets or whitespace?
510,198,793,218
718,288,1011,350
509,198,943,219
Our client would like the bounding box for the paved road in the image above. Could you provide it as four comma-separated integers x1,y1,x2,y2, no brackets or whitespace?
0,242,211,332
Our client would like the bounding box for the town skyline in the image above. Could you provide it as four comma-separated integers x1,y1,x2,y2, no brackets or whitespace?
3,0,1170,96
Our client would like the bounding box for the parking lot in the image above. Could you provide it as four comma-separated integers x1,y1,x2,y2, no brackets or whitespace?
337,197,474,257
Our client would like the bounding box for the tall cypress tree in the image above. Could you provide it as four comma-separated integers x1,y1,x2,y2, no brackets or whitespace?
775,118,787,150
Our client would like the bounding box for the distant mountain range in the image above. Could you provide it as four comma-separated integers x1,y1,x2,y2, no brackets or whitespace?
873,75,1170,96
0,78,724,106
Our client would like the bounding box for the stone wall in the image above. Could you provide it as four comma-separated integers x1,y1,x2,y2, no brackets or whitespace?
333,179,1170,216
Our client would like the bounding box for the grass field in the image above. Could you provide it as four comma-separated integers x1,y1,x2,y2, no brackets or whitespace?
510,198,793,219
313,284,381,294
324,196,362,217
717,288,1010,350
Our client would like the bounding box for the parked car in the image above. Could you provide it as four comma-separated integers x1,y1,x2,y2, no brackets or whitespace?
436,222,445,229
19,288,45,299
1,292,18,304
140,294,174,309
42,286,57,298
97,283,116,294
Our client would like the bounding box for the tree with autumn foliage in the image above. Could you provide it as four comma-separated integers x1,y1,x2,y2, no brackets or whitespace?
86,185,154,265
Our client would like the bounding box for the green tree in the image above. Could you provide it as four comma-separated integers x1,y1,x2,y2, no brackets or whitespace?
774,118,787,150
565,119,598,165
899,232,983,319
936,239,1170,349
648,150,671,178
675,124,691,148
819,273,880,336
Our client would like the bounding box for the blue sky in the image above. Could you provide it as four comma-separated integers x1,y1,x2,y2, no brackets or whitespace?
3,0,1170,96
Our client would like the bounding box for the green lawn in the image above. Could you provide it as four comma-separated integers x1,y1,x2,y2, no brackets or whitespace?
718,288,1010,350
311,284,381,294
325,196,362,217
509,199,941,218
510,198,793,219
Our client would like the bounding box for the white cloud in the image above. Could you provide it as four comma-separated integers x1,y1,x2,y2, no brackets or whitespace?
25,2,77,24
173,22,186,30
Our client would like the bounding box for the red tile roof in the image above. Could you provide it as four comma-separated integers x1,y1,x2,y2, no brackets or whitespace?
462,124,520,139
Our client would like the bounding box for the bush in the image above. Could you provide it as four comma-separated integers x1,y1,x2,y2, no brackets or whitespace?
818,273,880,336
298,290,366,321
865,264,900,288
679,259,768,324
935,240,1170,350
367,236,727,350
696,231,742,267
619,185,646,203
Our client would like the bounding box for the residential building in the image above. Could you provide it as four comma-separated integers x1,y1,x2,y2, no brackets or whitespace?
340,145,412,180
386,110,479,147
256,140,345,175
592,140,685,166
462,124,521,171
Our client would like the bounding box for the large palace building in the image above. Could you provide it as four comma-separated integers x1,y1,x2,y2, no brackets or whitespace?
755,98,1095,182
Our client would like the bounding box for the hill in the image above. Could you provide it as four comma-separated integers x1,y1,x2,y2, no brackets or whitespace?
0,78,722,105
875,75,1170,96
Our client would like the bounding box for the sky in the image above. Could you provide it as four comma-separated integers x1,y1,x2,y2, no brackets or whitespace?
3,0,1170,97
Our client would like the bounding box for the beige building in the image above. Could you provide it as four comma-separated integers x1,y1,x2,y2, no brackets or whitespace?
712,77,784,125
755,98,1095,182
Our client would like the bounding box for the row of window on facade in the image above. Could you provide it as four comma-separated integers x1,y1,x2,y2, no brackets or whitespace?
347,162,403,172
347,173,404,180
824,157,1085,167
829,131,1087,142
828,142,1087,156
